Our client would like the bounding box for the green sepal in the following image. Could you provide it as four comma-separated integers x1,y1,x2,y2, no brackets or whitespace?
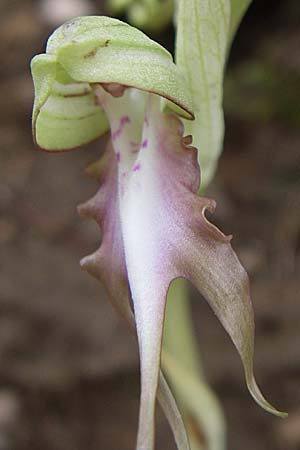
31,55,109,151
31,16,194,150
35,92,108,151
31,54,57,128
48,16,194,119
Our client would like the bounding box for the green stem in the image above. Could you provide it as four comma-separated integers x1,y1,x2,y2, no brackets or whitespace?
163,278,203,378
162,278,226,450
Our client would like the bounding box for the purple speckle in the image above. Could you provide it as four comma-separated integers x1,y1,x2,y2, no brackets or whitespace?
112,116,131,141
116,152,120,162
133,162,141,172
120,115,131,125
141,139,148,149
112,129,121,141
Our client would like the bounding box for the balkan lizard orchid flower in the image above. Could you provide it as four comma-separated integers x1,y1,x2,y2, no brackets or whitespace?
31,16,286,450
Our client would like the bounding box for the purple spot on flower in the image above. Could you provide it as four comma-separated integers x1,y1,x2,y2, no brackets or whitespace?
112,116,131,141
116,152,120,162
133,162,141,172
141,139,148,149
120,115,131,126
112,129,121,141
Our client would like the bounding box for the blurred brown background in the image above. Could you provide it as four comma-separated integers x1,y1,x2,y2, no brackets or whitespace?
0,0,299,449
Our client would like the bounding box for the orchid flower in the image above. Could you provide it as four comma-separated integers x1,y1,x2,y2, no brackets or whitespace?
31,15,286,450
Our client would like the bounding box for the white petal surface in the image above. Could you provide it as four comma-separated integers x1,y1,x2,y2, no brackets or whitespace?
92,87,286,450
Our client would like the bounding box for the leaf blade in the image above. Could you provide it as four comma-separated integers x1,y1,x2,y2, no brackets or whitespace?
175,0,231,190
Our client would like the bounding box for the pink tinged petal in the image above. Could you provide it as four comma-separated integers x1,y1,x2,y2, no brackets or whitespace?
117,92,286,449
112,116,131,141
94,85,146,178
86,87,286,450
91,88,191,449
78,141,132,322
101,82,128,98
78,140,191,450
115,94,201,450
179,198,286,417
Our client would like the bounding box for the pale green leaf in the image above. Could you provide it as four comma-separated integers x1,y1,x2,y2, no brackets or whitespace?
162,351,226,450
175,0,231,190
229,0,252,42
158,372,191,450
175,0,253,190
163,279,226,450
